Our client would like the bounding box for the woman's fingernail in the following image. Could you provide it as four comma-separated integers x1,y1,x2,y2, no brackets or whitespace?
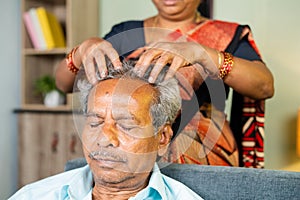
148,76,154,83
101,71,106,77
115,65,122,70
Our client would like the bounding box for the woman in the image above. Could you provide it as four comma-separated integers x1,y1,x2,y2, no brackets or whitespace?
56,0,274,167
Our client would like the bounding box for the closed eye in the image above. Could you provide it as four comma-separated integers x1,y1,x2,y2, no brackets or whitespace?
90,122,103,128
116,118,139,133
85,113,104,129
117,124,136,132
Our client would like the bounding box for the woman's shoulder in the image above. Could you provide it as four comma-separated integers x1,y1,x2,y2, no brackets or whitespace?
198,19,246,37
104,20,144,39
205,19,241,27
109,20,144,32
205,19,251,30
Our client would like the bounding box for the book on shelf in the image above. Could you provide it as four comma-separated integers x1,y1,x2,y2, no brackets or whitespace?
36,7,66,49
23,9,47,50
23,11,39,49
23,7,66,50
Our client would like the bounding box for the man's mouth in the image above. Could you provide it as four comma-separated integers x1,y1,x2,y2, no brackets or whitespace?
89,151,127,163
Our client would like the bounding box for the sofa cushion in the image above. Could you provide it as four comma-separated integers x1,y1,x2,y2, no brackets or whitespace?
159,163,300,199
65,158,300,199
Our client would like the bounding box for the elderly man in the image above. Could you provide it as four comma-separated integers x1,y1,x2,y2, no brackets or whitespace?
9,62,202,199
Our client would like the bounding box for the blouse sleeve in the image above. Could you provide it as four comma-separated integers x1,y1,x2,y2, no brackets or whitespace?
233,38,262,61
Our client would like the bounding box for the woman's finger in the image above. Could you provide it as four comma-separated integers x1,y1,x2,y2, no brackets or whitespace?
82,53,97,85
94,50,107,79
102,43,122,69
164,56,187,80
135,48,162,76
149,52,172,83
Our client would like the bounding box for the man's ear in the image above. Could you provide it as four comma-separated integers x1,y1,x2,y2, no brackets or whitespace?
158,124,173,156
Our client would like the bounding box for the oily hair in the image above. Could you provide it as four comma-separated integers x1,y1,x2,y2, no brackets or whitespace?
76,60,181,132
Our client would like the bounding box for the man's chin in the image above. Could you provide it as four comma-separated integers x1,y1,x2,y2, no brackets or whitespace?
92,167,137,187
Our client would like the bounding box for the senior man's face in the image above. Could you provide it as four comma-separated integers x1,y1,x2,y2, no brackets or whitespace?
81,78,170,188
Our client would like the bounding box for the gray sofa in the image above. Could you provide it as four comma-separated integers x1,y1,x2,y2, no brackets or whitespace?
65,158,300,200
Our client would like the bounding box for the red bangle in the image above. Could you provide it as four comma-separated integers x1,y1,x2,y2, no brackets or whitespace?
66,46,79,74
218,52,234,79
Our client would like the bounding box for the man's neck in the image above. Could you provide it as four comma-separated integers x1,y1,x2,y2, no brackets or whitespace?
92,188,140,200
92,176,149,200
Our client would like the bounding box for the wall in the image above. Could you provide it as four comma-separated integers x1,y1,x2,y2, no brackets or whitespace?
0,1,21,199
213,0,300,169
99,0,156,36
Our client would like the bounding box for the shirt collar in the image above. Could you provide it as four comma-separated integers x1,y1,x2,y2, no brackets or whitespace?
131,163,168,200
148,163,168,200
64,163,167,200
67,165,94,199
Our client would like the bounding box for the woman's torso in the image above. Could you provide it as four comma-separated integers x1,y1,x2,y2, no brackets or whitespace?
103,19,261,111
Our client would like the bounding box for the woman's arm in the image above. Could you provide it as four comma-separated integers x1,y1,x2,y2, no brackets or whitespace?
55,50,79,93
205,46,274,100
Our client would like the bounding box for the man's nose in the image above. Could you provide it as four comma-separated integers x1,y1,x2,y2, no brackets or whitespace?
97,121,120,147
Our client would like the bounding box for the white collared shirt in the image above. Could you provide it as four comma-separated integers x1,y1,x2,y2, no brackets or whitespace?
9,163,203,200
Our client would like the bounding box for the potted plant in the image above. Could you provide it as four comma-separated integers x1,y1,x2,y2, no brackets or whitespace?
35,75,65,107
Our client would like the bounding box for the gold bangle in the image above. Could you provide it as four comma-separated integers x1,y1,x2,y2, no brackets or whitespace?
219,52,234,79
66,46,79,74
217,50,223,69
205,50,223,79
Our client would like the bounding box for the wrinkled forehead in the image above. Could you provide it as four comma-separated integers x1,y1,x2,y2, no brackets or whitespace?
87,78,157,115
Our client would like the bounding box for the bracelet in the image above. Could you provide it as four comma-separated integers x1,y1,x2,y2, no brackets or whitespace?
66,46,79,74
218,51,234,79
217,51,222,69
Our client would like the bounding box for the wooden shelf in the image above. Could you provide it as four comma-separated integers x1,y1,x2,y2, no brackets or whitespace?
19,104,72,112
21,0,99,107
23,48,67,55
17,111,83,187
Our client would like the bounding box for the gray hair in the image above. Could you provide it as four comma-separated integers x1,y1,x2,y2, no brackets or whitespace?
76,60,181,132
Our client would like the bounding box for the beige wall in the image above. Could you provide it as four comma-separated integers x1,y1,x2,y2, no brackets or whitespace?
99,0,300,169
99,0,156,36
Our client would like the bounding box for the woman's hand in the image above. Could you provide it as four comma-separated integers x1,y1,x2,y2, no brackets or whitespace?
77,37,122,84
133,41,218,100
134,41,217,83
